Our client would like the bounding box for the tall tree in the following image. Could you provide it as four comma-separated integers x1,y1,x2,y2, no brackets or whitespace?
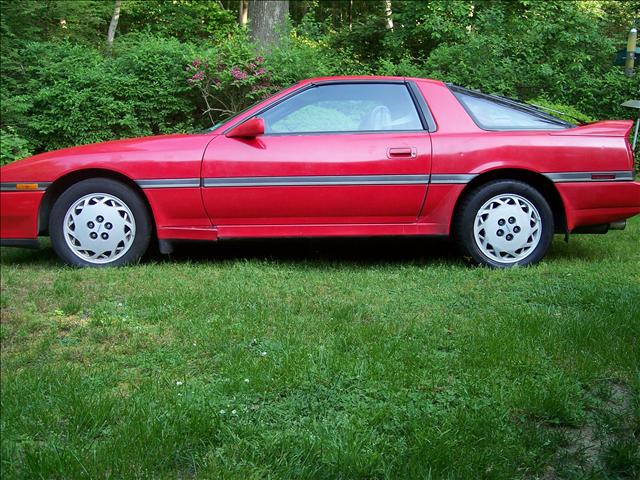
106,0,121,49
248,0,289,48
383,0,393,30
239,0,248,26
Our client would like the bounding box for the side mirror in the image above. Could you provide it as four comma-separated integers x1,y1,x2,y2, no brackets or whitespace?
226,117,265,138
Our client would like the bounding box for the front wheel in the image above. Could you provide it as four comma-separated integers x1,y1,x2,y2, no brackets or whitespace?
49,178,152,267
454,180,554,268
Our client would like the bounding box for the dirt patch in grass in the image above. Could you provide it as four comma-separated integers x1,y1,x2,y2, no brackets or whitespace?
608,382,633,415
544,381,638,478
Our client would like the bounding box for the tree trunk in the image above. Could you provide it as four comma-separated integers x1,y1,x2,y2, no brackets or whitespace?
239,0,248,26
383,0,393,30
106,0,122,50
248,0,289,49
332,0,340,29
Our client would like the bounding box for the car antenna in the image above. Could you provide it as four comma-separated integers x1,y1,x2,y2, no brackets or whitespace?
526,103,587,125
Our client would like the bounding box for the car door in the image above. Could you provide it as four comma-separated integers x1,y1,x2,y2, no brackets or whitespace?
201,81,432,225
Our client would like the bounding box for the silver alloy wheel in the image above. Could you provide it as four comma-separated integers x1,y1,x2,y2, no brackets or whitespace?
63,193,136,264
473,193,542,264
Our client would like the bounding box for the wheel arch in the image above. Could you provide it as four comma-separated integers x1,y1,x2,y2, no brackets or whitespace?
451,168,567,235
38,169,155,236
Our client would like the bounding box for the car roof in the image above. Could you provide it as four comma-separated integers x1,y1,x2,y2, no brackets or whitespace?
297,75,445,86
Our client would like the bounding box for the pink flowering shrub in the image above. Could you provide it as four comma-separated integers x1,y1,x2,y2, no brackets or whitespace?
185,55,274,125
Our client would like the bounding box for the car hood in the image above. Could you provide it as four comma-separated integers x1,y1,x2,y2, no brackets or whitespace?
0,133,217,183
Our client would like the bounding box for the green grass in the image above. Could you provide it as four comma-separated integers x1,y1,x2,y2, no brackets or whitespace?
1,218,639,479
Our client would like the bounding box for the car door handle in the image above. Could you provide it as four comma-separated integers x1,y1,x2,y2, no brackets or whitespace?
387,147,417,158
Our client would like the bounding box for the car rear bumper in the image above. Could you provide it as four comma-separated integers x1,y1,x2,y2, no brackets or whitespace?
0,191,43,240
557,180,640,231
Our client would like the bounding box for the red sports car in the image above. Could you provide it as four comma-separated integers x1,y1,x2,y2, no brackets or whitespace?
1,76,639,268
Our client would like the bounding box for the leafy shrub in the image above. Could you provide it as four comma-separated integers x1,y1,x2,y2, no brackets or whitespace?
0,0,113,46
186,51,274,125
3,35,202,153
112,34,202,132
329,13,389,64
0,127,31,166
388,0,639,121
185,34,366,125
565,70,640,121
266,35,367,86
118,0,238,42
21,41,143,150
376,57,429,77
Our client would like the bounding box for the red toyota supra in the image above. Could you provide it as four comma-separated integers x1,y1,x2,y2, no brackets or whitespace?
1,76,639,267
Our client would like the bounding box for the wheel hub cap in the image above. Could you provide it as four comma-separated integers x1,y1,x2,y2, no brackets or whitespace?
473,194,541,264
63,193,136,264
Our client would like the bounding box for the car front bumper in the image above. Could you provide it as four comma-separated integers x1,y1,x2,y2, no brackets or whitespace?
0,191,43,241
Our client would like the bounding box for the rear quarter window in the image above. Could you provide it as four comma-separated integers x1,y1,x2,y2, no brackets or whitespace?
451,87,572,131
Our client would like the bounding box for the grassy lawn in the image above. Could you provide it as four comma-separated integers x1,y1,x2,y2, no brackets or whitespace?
1,218,639,479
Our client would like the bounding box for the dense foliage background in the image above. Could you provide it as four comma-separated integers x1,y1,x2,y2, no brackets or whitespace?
1,0,638,165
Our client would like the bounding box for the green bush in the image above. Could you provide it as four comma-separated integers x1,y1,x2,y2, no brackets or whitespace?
0,127,31,166
1,35,203,155
184,34,367,126
344,0,639,125
21,41,143,150
112,34,203,132
565,70,640,121
267,35,367,85
118,0,238,42
185,36,275,125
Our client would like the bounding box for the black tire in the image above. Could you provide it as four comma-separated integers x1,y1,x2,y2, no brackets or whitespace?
454,180,554,268
49,178,152,267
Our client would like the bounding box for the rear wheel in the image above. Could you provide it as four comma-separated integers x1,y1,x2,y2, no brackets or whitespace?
49,178,151,267
455,180,554,267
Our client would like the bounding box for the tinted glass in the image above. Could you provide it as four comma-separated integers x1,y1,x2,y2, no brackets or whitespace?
454,91,569,130
260,83,423,134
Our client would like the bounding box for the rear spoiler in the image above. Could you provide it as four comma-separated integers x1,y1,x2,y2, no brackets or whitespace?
551,120,634,137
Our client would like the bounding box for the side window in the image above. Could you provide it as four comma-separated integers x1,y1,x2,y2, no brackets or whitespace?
260,83,423,134
453,91,569,130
